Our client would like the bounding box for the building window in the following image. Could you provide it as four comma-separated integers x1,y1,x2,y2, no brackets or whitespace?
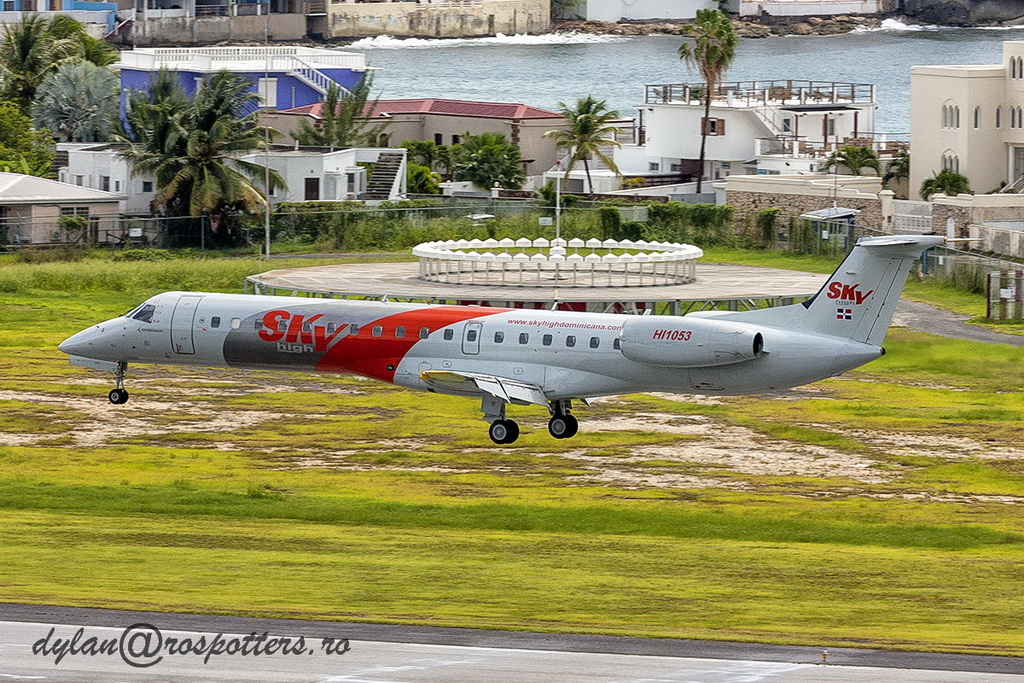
941,104,961,129
60,207,89,217
451,134,461,145
648,162,659,172
100,176,110,192
974,106,981,129
782,118,792,133
142,180,154,193
74,175,84,186
114,180,121,192
827,117,836,137
434,133,443,145
304,177,319,201
257,77,277,107
701,117,726,136
997,106,1003,128
942,153,960,174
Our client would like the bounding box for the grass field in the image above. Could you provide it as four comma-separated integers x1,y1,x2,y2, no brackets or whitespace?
1,254,1023,655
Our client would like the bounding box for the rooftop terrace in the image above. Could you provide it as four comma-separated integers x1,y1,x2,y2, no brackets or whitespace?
645,80,875,108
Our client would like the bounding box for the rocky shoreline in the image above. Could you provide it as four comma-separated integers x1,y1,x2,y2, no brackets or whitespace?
555,16,881,38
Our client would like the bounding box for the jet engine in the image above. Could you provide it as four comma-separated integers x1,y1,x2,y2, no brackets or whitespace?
619,317,764,368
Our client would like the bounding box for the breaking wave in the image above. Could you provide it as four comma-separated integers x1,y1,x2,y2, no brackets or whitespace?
347,32,629,49
855,17,1024,32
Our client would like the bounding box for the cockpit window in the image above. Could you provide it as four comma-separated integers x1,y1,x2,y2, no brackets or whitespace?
130,304,156,323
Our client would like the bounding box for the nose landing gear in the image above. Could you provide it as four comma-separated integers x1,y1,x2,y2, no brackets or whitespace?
108,362,129,404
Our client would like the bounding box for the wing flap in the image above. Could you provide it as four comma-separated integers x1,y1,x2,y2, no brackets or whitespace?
420,370,547,406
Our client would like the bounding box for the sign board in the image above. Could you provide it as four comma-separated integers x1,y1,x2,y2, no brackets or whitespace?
538,217,553,226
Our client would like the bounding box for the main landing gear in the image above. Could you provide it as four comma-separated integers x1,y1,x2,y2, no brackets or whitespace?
482,396,580,444
547,399,579,439
108,361,129,405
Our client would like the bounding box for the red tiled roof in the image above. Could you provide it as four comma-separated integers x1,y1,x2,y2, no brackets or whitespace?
281,98,562,120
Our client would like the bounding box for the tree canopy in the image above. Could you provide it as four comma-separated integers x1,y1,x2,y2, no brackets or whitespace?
543,95,621,194
293,76,390,149
118,71,285,245
823,145,881,176
679,8,737,193
920,169,971,200
32,61,119,143
451,132,525,190
0,15,117,115
0,100,54,176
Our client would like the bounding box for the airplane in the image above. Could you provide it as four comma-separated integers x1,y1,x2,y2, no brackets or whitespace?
58,234,945,444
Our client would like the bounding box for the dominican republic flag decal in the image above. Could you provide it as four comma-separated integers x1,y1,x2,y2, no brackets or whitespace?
836,308,853,320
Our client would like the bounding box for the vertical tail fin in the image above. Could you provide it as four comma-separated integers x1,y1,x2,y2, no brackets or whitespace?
719,235,945,345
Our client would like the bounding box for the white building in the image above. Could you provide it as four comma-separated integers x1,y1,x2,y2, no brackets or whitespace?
724,0,893,17
61,143,407,210
909,41,1024,198
579,0,712,22
545,79,895,195
0,172,125,245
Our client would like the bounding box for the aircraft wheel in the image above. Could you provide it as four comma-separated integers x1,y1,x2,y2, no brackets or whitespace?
108,388,129,405
488,419,519,445
548,414,579,439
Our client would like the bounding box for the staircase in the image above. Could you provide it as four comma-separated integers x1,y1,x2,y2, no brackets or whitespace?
364,152,404,200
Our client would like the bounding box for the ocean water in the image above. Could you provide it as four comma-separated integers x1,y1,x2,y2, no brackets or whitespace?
344,21,1024,133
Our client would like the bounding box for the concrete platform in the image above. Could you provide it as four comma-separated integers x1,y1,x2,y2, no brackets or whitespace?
246,262,828,313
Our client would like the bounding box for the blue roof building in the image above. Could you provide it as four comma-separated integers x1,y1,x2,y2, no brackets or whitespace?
114,46,368,116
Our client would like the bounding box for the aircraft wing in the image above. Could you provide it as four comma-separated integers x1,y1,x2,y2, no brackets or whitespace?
419,370,548,406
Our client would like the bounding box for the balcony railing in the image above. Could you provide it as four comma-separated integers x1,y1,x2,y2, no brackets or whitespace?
645,80,876,108
755,134,908,159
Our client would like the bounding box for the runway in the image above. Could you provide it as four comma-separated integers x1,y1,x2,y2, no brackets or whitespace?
2,605,1022,682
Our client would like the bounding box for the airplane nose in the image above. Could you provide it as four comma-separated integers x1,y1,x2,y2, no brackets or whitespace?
59,328,98,356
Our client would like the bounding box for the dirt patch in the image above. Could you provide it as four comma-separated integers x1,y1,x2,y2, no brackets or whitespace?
839,429,1024,460
0,390,301,449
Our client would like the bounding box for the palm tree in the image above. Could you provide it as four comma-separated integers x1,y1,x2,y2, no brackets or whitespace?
119,71,285,244
32,61,119,142
543,95,622,194
293,76,390,149
823,145,880,176
882,149,910,198
451,132,525,189
0,15,116,114
678,8,737,193
920,169,971,200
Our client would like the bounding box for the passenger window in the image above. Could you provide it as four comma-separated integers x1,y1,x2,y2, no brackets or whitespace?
372,325,383,337
519,333,529,345
590,336,600,349
420,327,429,339
566,335,575,348
302,321,311,333
231,318,241,330
542,334,552,346
211,316,220,329
396,326,406,338
494,331,504,343
443,329,454,341
613,338,621,350
326,322,335,334
350,324,359,335
467,329,478,342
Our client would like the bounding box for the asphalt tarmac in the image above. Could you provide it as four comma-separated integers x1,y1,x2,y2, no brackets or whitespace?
2,605,1022,682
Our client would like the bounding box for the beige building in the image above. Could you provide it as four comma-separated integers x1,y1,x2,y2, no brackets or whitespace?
324,0,548,40
0,173,124,245
264,98,570,177
910,42,1024,199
